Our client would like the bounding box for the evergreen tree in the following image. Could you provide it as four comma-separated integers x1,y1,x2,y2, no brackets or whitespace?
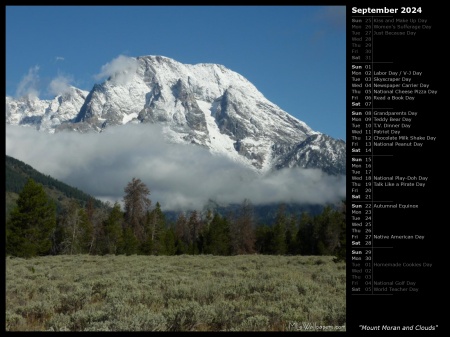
163,226,177,256
120,227,139,255
104,202,124,255
255,224,273,254
314,205,343,255
6,178,56,257
142,202,167,255
174,212,189,254
271,204,287,255
204,213,231,255
285,214,298,255
297,211,315,255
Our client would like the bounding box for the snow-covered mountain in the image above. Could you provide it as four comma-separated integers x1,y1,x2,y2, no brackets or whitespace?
6,86,89,133
5,55,345,175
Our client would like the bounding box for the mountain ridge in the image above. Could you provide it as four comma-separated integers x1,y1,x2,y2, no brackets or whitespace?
6,55,345,175
5,154,107,220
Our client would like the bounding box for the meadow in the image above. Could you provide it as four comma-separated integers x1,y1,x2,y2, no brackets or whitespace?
6,254,346,331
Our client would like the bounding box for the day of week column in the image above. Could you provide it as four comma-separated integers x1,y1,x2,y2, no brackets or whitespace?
350,15,374,295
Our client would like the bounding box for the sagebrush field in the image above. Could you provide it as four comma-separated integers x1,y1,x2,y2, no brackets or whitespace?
6,254,346,331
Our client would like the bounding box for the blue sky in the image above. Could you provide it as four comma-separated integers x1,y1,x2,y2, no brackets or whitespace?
6,5,346,140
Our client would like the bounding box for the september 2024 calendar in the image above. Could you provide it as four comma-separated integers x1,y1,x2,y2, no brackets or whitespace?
348,5,441,333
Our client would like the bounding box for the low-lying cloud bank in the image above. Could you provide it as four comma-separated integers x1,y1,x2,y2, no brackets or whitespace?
6,124,346,211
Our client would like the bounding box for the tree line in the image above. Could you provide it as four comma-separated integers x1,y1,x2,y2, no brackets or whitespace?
6,177,346,261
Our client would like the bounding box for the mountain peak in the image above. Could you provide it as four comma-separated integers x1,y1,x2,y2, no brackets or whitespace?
5,55,345,174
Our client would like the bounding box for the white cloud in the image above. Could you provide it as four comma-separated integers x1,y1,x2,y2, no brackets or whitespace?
5,123,346,212
55,56,65,62
48,74,73,96
15,66,40,98
94,55,139,85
